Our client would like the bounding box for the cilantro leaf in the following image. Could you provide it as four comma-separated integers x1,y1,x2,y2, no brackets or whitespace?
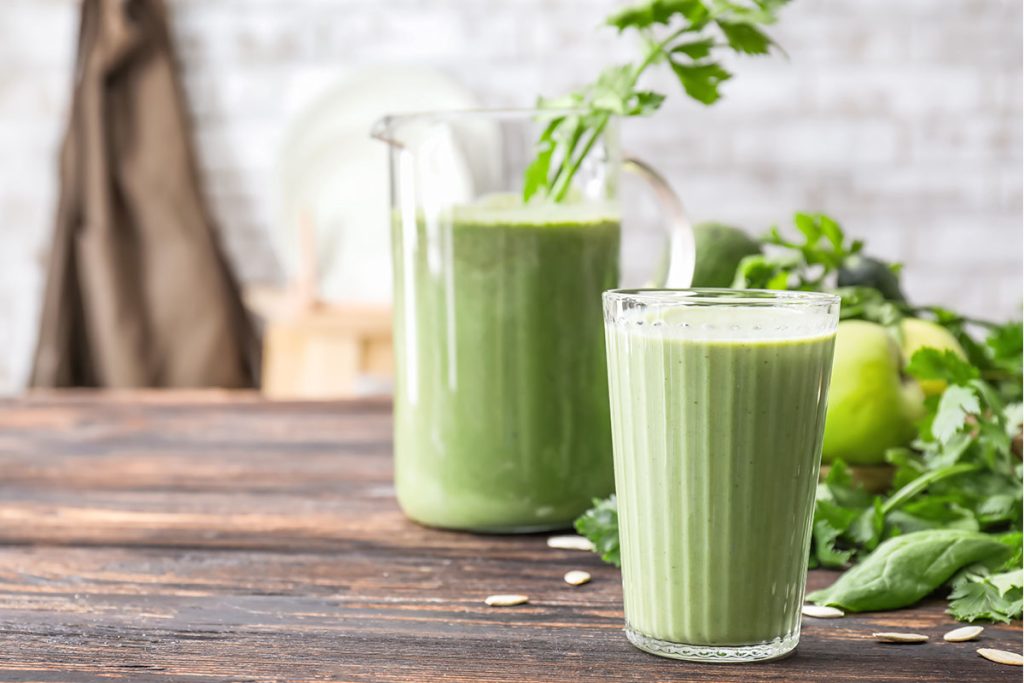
987,322,1023,372
731,213,872,293
732,252,799,289
931,386,981,443
948,568,1023,623
670,37,715,59
847,498,887,550
812,516,855,569
985,322,1024,401
819,459,874,509
905,348,980,388
669,61,732,104
1004,403,1023,437
990,568,1024,594
835,286,905,327
628,90,667,115
607,0,710,31
997,532,1023,570
977,494,1019,526
717,19,773,54
574,495,620,567
948,581,1020,622
812,499,860,568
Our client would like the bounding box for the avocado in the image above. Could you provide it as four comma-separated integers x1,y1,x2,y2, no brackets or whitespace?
837,255,907,303
692,223,762,288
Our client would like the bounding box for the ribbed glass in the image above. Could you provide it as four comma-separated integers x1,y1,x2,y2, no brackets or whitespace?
603,288,839,662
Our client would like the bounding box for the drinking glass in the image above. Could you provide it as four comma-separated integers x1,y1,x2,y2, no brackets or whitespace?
603,289,840,662
372,110,694,532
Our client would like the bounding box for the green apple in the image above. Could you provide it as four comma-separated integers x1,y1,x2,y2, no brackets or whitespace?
822,320,925,465
900,317,967,397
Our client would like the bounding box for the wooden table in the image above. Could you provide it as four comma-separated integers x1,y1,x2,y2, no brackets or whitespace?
0,393,1019,682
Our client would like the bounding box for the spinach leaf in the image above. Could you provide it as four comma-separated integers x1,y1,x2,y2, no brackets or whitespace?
806,529,1011,612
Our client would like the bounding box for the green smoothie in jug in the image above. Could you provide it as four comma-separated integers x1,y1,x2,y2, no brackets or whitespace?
392,198,620,531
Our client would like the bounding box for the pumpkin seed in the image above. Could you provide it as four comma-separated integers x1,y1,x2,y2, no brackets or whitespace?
564,570,591,586
873,632,929,643
943,625,984,642
546,535,595,551
801,604,844,619
977,648,1023,666
484,594,529,607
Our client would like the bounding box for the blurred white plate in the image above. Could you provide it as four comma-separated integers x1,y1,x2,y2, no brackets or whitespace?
274,66,482,304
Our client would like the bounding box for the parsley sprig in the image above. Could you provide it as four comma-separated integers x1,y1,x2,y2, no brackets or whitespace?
524,0,790,203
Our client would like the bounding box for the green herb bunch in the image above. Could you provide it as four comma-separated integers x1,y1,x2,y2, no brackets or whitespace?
575,214,1024,623
524,0,790,203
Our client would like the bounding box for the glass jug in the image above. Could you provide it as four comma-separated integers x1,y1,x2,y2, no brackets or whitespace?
372,110,694,532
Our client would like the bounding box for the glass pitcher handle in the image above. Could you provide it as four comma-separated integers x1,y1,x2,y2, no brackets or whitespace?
623,157,696,288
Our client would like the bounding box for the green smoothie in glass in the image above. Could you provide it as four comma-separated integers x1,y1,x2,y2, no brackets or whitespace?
604,289,839,662
392,198,620,531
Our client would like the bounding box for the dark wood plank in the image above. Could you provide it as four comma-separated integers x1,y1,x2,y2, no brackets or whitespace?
0,393,1020,682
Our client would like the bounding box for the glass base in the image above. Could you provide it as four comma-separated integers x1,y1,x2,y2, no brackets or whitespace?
625,625,799,663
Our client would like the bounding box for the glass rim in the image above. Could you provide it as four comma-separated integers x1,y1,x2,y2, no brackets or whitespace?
604,288,841,309
373,107,607,132
372,107,606,142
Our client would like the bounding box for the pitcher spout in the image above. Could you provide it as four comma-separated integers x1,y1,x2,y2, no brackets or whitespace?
370,115,404,149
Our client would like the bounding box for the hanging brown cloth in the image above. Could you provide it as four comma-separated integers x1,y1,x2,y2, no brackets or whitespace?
31,0,258,388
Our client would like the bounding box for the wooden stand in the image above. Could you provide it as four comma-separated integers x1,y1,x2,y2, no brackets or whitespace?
246,213,393,399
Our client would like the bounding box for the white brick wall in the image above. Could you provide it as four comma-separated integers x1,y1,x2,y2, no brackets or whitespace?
0,0,1020,393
